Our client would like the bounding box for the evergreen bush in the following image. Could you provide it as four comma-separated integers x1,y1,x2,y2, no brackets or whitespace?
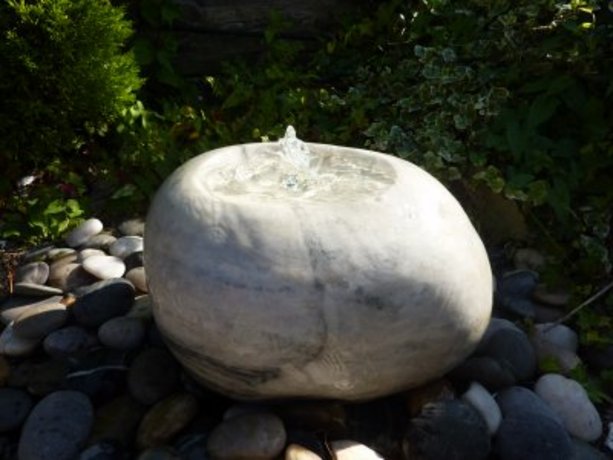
0,0,142,193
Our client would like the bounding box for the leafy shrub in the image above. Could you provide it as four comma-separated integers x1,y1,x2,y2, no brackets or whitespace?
0,0,141,242
0,0,141,190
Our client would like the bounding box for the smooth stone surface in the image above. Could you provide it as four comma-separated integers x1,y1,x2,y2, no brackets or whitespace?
496,386,563,425
450,356,516,391
71,278,135,327
82,255,126,279
15,261,49,285
46,248,76,262
18,390,94,460
479,327,536,382
127,295,153,320
12,282,63,297
0,295,63,325
146,143,493,400
77,248,106,263
0,322,39,357
0,388,33,432
82,233,117,251
496,270,539,318
331,441,384,460
43,326,97,358
126,267,148,292
128,348,180,405
110,236,144,259
494,413,573,460
136,393,199,450
534,373,603,442
98,316,146,350
48,263,97,292
405,399,490,460
118,218,146,236
12,302,68,340
533,323,578,352
461,381,502,435
207,412,287,460
285,444,323,460
66,218,104,247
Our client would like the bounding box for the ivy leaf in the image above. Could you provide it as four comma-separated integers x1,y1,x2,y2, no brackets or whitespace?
527,95,559,128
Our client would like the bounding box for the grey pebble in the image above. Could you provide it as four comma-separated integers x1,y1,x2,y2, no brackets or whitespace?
71,278,135,327
12,302,68,340
65,218,104,247
118,218,145,236
12,282,64,297
125,266,148,293
0,295,63,325
405,399,490,460
207,413,287,460
18,390,94,460
82,233,117,251
98,316,145,350
110,236,144,259
43,326,97,359
15,261,49,285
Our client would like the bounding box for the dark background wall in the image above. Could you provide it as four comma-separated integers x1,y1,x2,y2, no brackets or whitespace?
171,0,367,75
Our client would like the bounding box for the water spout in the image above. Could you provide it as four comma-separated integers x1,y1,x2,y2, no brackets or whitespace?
205,126,395,202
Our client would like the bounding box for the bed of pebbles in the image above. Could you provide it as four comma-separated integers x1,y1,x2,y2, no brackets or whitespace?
0,217,612,460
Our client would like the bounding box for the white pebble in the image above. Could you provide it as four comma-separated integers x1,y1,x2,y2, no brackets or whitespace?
77,248,106,263
535,373,602,442
462,381,502,435
331,440,384,460
82,255,126,279
285,444,323,460
109,236,143,259
65,218,103,247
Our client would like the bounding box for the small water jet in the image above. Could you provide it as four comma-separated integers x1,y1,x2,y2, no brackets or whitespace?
145,129,493,400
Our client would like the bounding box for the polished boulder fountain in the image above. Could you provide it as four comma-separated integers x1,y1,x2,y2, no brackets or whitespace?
145,127,493,400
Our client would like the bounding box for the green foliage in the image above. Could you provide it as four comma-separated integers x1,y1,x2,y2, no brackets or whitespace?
0,161,87,244
128,0,189,99
0,0,140,243
0,0,141,182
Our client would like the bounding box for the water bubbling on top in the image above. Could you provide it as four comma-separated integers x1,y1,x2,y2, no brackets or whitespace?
204,126,395,202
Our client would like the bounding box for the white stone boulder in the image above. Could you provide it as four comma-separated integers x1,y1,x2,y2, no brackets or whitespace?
145,142,493,400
